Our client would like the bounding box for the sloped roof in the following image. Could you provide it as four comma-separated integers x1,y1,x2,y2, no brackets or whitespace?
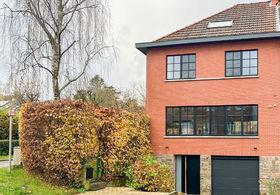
155,1,277,42
136,1,280,54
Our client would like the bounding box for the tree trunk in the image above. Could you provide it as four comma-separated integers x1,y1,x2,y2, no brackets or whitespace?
51,0,63,100
52,38,61,100
52,74,60,100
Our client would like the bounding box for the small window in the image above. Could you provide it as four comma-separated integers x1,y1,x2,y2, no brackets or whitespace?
208,20,233,28
167,54,196,80
225,50,258,77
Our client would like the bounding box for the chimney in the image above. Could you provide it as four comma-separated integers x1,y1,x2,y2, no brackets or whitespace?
271,0,280,6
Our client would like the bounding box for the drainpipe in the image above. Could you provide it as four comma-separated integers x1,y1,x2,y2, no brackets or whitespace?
275,1,280,31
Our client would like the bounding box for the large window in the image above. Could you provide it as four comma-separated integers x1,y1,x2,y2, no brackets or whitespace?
166,54,196,80
166,105,258,136
225,50,258,77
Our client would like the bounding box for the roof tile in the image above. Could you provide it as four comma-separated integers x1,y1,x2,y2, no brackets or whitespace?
155,1,277,42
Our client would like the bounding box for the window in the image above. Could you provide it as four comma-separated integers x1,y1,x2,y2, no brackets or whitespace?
196,107,210,135
208,20,233,28
243,106,258,135
226,106,242,135
181,107,195,135
225,50,258,77
211,107,225,136
166,105,258,136
166,107,180,135
167,54,196,80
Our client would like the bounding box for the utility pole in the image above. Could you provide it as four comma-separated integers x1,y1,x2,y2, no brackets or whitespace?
8,100,15,173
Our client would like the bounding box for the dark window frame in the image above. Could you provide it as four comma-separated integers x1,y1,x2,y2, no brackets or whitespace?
225,49,258,77
166,54,196,80
166,105,258,136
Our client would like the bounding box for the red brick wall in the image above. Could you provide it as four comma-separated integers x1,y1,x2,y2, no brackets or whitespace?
146,39,280,156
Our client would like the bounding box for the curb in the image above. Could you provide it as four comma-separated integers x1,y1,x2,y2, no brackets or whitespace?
0,159,12,162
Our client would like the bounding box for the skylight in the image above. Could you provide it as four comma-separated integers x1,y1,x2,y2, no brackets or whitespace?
208,20,233,28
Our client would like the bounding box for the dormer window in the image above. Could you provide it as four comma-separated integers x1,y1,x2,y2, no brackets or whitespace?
208,20,233,28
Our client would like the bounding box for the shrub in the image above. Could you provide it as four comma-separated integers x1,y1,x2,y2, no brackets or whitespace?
266,178,280,195
96,109,151,180
125,155,173,192
0,140,19,155
0,109,19,140
19,100,150,187
19,100,99,187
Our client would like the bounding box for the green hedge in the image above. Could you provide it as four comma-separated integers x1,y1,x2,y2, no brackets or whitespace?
0,140,19,155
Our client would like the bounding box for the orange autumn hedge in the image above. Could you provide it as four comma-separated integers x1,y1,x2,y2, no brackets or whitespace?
19,100,150,187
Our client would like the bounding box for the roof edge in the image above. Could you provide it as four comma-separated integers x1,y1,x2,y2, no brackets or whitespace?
136,32,280,55
153,4,236,42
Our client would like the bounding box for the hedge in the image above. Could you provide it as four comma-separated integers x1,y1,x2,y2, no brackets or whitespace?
19,100,150,187
0,140,19,155
0,109,19,140
97,108,151,180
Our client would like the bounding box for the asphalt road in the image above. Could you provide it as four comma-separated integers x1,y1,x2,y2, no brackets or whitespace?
0,160,13,168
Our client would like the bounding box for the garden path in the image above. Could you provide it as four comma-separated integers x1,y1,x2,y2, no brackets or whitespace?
81,187,169,195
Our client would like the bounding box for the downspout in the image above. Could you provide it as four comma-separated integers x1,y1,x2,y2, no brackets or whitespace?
276,1,280,31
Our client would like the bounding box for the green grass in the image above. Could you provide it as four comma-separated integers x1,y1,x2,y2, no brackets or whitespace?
0,168,85,195
0,155,13,160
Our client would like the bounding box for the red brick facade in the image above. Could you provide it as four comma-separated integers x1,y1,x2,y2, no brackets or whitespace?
146,39,280,157
271,0,279,5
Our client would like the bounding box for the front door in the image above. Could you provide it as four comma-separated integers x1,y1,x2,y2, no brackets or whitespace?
175,155,200,194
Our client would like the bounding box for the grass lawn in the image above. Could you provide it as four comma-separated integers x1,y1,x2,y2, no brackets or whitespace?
0,168,85,195
0,155,13,160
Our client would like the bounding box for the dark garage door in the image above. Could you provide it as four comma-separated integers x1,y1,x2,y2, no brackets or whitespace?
212,156,259,195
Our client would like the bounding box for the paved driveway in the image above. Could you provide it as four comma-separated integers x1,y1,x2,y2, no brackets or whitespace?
81,187,169,195
0,160,13,168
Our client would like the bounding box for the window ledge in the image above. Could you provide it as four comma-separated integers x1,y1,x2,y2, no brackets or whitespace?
164,136,259,139
164,76,259,82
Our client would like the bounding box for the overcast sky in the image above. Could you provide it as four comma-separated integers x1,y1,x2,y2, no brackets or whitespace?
107,0,264,89
0,0,264,92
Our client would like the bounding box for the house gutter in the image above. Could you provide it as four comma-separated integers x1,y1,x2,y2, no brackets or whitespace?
136,32,280,55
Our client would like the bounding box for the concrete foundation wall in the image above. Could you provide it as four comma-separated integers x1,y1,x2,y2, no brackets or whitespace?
153,155,280,194
200,155,211,195
260,156,280,195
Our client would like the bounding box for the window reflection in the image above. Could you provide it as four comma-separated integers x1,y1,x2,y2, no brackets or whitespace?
166,107,180,135
166,105,258,136
196,107,210,135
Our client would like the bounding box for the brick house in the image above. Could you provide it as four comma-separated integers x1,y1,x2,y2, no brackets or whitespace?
136,0,280,194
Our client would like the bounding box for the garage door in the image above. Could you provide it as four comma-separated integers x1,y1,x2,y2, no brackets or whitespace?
212,156,259,195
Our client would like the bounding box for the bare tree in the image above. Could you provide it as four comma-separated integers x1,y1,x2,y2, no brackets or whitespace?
135,82,146,105
10,79,42,107
2,0,111,99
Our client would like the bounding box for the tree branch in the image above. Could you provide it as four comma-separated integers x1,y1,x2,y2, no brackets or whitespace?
59,45,111,93
61,40,76,57
26,1,55,47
